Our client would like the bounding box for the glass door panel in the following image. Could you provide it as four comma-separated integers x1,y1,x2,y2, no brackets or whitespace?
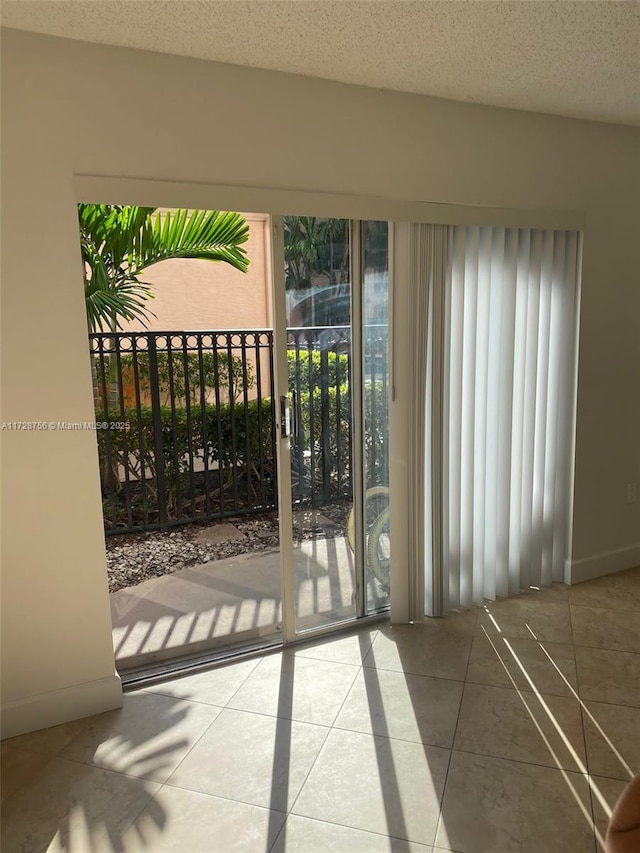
283,217,357,632
362,221,391,612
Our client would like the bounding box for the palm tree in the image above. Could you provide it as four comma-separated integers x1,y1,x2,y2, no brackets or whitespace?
82,204,250,418
79,204,250,333
283,216,328,290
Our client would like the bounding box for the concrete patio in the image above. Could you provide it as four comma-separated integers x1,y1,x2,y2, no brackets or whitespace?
111,536,369,669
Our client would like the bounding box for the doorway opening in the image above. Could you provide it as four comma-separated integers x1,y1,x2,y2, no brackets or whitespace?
76,203,391,676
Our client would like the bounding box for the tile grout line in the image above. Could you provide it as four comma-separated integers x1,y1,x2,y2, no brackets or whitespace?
570,640,640,653
282,639,372,823
263,623,380,847
156,657,263,785
132,641,377,852
158,775,288,814
362,661,467,683
432,607,478,847
269,811,445,851
448,745,593,777
570,596,602,853
569,600,640,655
4,751,165,845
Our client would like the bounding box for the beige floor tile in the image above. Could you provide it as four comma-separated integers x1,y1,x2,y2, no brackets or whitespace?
10,582,640,853
0,744,51,801
364,618,474,681
167,707,328,811
272,815,433,852
227,653,359,725
1,756,160,853
483,583,569,604
523,582,570,600
334,668,463,747
589,775,628,851
454,682,586,772
575,646,640,708
583,701,640,781
571,604,640,653
140,656,259,705
436,751,595,852
3,720,79,759
291,627,378,666
292,727,449,847
433,610,479,633
467,632,578,697
58,691,220,782
121,784,286,852
569,566,640,613
479,597,573,644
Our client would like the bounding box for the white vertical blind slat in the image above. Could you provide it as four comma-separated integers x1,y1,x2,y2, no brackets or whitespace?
508,230,530,595
447,228,465,608
459,227,479,608
520,230,543,589
441,229,453,612
409,223,450,619
483,228,505,601
473,227,491,603
428,227,448,616
534,230,556,586
552,232,580,579
408,225,428,619
423,235,434,611
542,231,564,580
495,229,517,598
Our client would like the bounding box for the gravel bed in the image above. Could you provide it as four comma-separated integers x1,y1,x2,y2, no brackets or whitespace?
105,501,350,594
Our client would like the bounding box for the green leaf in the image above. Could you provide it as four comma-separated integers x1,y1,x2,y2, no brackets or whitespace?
79,205,250,332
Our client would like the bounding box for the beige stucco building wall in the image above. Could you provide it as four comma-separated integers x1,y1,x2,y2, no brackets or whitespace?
117,210,273,400
118,211,272,334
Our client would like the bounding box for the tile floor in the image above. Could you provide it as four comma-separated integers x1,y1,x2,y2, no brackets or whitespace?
2,566,639,852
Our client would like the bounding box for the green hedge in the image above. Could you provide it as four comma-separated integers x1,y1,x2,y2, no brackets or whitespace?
97,356,388,529
287,349,349,395
290,379,388,498
99,398,273,467
97,397,276,525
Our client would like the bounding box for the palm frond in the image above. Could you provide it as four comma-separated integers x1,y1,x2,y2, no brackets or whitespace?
85,273,156,333
133,209,250,274
79,204,250,331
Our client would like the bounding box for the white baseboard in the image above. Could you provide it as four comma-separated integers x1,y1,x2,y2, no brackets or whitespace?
1,673,123,740
569,544,640,585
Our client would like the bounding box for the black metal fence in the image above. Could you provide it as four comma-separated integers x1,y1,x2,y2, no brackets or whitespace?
287,326,352,505
91,326,388,535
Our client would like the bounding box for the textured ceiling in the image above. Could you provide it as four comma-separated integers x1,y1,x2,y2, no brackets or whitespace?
3,0,639,126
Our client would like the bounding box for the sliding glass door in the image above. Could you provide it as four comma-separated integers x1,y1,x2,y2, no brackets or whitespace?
285,217,356,632
273,216,391,640
104,208,392,675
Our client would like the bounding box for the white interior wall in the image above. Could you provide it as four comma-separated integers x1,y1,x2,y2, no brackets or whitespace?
1,30,638,735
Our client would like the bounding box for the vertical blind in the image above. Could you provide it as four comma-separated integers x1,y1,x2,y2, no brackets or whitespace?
407,224,450,619
419,225,581,616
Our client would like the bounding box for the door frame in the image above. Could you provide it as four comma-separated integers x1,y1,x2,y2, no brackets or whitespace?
75,174,585,653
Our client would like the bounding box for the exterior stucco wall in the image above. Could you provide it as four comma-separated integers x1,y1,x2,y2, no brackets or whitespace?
118,212,272,334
